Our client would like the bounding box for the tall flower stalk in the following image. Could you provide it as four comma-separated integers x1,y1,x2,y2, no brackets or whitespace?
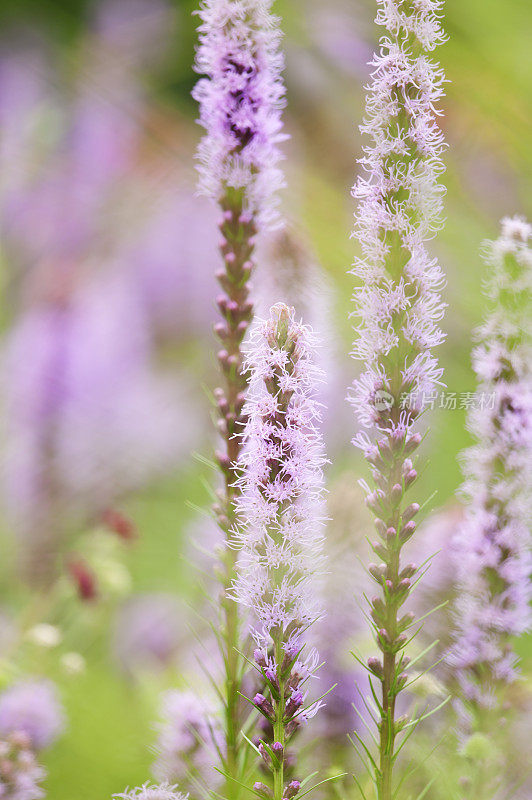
448,217,532,796
232,304,326,800
192,0,286,793
349,1,447,797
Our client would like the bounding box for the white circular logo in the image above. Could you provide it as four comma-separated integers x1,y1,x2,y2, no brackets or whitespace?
374,390,394,412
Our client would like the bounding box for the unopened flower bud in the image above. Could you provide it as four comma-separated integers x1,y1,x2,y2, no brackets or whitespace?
284,780,301,799
367,656,383,677
253,693,274,718
391,483,403,503
402,503,420,522
254,783,272,798
399,520,416,542
285,690,304,718
271,741,284,761
404,469,417,487
404,433,422,454
397,673,408,690
214,321,228,340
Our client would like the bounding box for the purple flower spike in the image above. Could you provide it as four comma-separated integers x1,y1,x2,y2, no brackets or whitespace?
449,218,532,717
191,3,288,789
193,0,287,230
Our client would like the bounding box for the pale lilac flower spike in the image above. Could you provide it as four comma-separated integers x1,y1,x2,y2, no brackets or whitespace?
348,0,447,796
350,0,447,432
113,783,186,800
233,303,326,654
193,0,287,229
449,217,532,712
232,303,327,799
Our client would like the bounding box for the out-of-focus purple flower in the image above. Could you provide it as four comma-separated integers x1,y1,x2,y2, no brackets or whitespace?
3,303,71,535
312,475,369,747
95,0,174,65
405,505,464,647
127,188,218,339
233,304,326,657
308,5,373,79
54,272,197,509
113,784,185,800
0,732,46,800
193,0,287,229
448,217,532,710
257,228,351,452
2,269,199,581
112,594,185,674
2,1,165,272
152,690,222,789
0,46,53,225
0,681,65,751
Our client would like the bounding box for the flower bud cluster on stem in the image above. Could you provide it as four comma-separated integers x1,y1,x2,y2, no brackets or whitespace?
232,304,326,800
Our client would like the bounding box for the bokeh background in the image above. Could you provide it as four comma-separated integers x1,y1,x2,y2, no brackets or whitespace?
0,0,531,797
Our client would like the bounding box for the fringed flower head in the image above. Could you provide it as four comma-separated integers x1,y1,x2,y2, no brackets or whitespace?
233,303,326,657
350,0,446,434
232,303,326,797
113,784,186,800
193,0,287,229
449,217,532,709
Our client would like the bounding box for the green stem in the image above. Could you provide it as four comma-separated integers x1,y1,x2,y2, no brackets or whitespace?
213,189,257,799
273,636,286,800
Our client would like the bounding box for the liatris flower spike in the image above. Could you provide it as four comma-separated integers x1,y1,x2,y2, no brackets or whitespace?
448,217,532,795
193,0,286,229
233,303,327,800
192,0,286,793
349,1,447,797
